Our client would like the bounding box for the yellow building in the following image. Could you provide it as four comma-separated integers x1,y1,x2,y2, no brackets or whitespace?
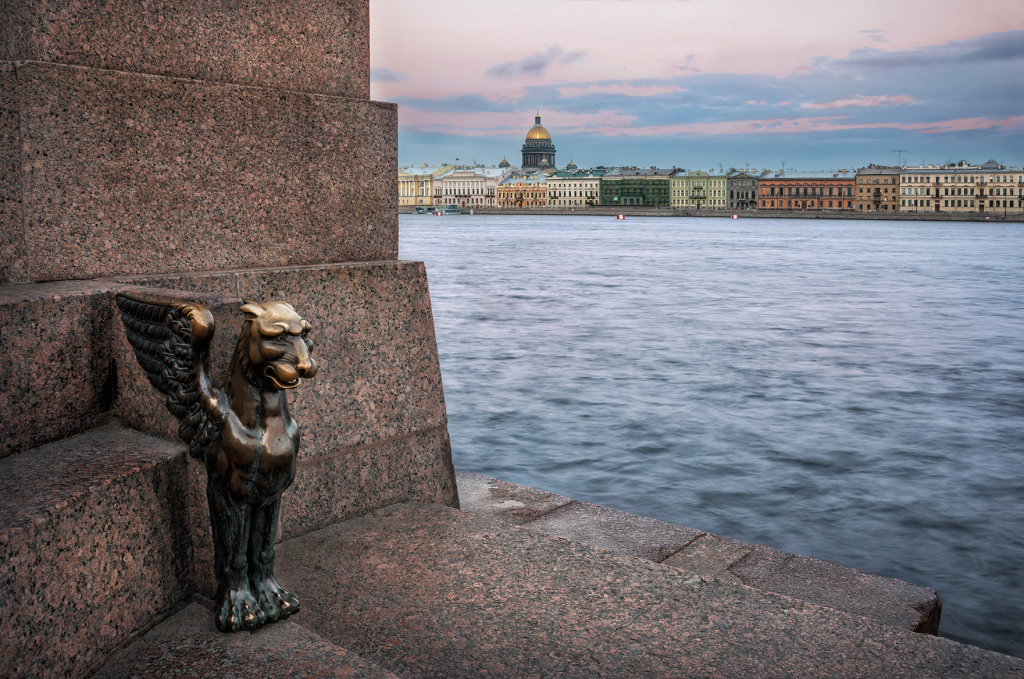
671,170,728,209
497,175,548,208
855,166,900,212
398,164,453,207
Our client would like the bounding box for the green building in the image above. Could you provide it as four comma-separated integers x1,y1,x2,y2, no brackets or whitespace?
600,167,676,206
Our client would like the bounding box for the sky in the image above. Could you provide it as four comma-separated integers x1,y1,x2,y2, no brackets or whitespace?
370,0,1024,172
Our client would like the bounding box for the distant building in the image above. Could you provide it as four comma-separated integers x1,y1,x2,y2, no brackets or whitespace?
521,113,556,172
899,160,1022,215
758,170,855,211
600,167,675,207
497,174,548,208
433,167,511,208
498,157,511,169
855,166,901,213
398,164,453,207
547,169,605,208
672,170,727,210
726,171,758,211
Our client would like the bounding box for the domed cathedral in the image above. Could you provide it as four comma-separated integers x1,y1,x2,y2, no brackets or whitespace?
521,112,556,172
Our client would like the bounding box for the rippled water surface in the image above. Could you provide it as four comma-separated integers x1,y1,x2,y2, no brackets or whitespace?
398,214,1024,657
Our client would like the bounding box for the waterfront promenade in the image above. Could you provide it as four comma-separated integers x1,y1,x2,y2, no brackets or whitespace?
401,205,1024,221
95,473,1024,677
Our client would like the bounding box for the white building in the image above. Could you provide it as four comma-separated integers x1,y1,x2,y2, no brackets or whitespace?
433,167,513,208
899,160,1022,215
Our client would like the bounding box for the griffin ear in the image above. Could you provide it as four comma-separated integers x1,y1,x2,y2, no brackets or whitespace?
240,303,265,320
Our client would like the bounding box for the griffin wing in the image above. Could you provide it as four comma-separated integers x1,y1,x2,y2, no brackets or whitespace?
114,292,227,459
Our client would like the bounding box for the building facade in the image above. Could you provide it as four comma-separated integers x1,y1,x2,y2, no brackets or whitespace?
433,167,510,208
547,170,604,208
671,170,727,209
899,160,1022,215
758,171,855,211
521,113,556,172
398,164,453,207
855,166,901,212
726,171,759,210
600,167,674,207
497,175,549,208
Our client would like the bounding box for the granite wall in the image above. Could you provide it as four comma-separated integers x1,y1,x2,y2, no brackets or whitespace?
3,61,396,283
0,0,369,98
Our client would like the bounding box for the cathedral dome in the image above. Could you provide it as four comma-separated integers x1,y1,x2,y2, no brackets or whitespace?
525,112,552,141
526,124,551,141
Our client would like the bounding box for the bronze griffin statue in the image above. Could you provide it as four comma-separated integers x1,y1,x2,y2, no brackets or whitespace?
115,293,318,632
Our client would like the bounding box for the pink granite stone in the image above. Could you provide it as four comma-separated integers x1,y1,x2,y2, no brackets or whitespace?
276,501,1024,679
523,499,704,563
0,281,117,458
16,61,396,282
281,425,458,540
94,602,400,679
110,262,458,539
0,63,25,285
0,425,192,679
1,0,369,98
232,262,449,460
455,471,580,525
730,545,943,635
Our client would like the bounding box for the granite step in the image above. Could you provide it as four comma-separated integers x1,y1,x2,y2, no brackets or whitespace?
94,601,400,679
456,472,941,634
274,501,1024,678
0,424,195,679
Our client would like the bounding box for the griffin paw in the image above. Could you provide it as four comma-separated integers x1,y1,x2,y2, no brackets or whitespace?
252,576,301,623
215,586,266,632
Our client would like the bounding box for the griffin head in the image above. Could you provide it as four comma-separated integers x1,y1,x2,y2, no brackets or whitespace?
239,301,318,391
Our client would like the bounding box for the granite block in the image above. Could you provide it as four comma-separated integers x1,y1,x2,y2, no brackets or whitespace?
94,602,399,679
0,280,117,458
0,62,26,285
455,471,575,525
16,61,396,282
0,0,370,98
569,579,1017,679
0,424,192,679
523,499,704,563
277,501,1024,679
113,262,452,468
730,546,943,635
233,262,449,461
281,425,458,540
663,533,752,585
275,501,683,678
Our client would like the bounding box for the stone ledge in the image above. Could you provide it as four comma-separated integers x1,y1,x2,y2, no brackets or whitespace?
94,602,399,679
275,501,1024,678
456,472,941,634
0,424,192,679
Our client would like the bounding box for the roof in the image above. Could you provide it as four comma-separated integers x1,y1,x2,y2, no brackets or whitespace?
761,171,854,180
604,167,677,178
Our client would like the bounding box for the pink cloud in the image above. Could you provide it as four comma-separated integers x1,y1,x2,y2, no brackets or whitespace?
802,94,918,109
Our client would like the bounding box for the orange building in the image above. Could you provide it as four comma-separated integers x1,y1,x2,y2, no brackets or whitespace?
758,171,856,211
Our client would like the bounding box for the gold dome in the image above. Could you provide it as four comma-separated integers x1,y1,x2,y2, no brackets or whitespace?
526,125,551,140
525,112,551,140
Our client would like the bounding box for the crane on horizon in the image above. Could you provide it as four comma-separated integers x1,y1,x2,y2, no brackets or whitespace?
893,149,908,166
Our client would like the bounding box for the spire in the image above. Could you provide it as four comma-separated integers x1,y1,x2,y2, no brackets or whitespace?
535,111,542,125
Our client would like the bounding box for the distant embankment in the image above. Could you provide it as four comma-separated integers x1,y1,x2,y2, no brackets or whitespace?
399,206,1024,222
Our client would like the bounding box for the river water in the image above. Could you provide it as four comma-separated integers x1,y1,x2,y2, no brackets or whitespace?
398,214,1024,658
